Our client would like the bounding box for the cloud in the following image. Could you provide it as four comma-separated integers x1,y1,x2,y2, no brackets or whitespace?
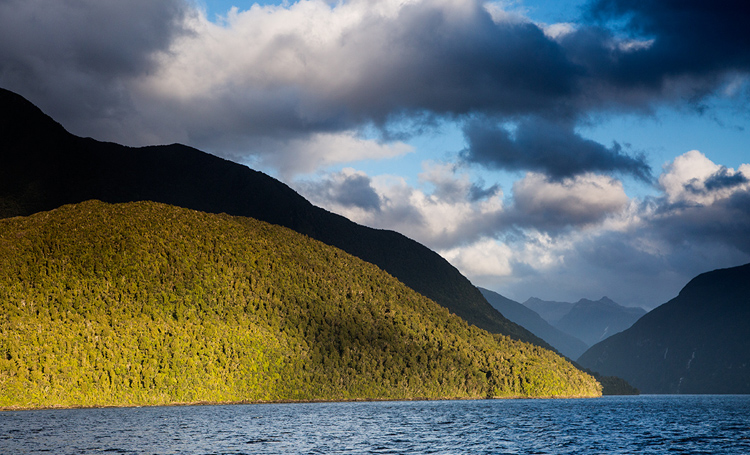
300,151,750,308
440,239,514,277
252,132,414,178
133,0,581,146
509,172,630,230
0,0,190,138
300,159,634,251
468,151,750,307
2,0,748,178
298,168,382,211
299,161,506,249
585,0,750,81
649,151,750,256
658,150,750,205
462,116,652,180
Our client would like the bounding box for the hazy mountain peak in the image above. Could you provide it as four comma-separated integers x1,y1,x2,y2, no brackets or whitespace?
524,296,646,347
480,288,588,359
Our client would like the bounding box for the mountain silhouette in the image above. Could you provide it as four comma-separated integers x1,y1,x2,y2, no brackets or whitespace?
479,288,589,359
578,263,750,393
0,87,543,347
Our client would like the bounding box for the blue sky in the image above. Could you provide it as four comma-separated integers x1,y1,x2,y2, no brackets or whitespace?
2,0,749,308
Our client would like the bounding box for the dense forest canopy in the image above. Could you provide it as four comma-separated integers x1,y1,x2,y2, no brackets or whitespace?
0,201,601,408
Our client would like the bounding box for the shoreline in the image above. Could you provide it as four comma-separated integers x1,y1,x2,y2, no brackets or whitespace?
0,393,601,412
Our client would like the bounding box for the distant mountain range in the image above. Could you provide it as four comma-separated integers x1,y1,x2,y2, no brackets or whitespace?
523,298,576,326
523,296,646,348
578,263,750,394
0,87,545,348
479,288,589,360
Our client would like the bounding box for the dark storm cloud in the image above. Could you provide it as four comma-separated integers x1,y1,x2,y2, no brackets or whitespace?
0,0,190,134
461,117,651,181
683,167,749,196
336,2,579,122
584,0,750,81
449,0,750,180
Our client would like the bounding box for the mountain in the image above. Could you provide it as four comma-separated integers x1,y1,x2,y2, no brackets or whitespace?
0,87,544,348
479,288,589,359
524,296,645,347
555,297,646,347
523,297,576,326
578,263,750,394
0,200,602,408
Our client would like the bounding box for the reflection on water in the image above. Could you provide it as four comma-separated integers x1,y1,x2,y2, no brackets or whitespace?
1,395,750,454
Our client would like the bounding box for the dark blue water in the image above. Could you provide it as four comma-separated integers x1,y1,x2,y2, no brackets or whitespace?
2,395,749,454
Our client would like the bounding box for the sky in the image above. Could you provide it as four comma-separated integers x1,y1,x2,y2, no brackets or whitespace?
1,0,749,309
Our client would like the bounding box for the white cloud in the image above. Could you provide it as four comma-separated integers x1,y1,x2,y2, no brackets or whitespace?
659,150,750,205
262,132,413,177
440,238,514,277
472,153,750,307
483,1,529,24
542,22,576,40
511,172,629,228
304,152,750,308
298,161,506,249
615,38,655,53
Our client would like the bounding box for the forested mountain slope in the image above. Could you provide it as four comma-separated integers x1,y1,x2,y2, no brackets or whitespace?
0,201,601,408
578,263,750,394
0,87,543,347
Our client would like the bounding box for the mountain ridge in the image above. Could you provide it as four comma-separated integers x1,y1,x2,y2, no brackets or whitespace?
0,87,545,348
522,297,575,326
523,295,646,347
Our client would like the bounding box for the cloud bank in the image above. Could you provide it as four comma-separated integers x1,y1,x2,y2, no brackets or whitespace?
2,0,747,177
301,151,750,307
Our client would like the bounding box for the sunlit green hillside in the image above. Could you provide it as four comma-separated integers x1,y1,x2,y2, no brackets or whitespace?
0,201,600,408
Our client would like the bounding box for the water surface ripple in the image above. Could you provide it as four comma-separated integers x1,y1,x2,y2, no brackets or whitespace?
2,395,749,454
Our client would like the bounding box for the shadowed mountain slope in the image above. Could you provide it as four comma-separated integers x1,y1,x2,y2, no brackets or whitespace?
578,263,750,394
479,288,589,359
0,87,543,347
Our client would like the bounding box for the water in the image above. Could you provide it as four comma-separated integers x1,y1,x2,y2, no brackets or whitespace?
2,395,750,454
